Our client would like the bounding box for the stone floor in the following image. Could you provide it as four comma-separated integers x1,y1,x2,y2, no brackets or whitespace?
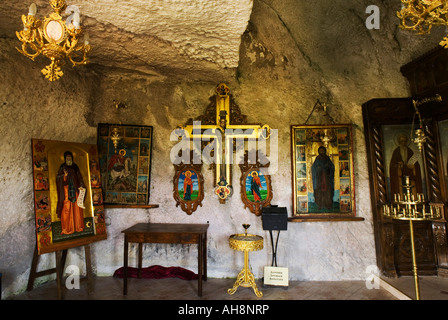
6,275,448,318
7,273,448,302
8,276,397,300
379,275,448,300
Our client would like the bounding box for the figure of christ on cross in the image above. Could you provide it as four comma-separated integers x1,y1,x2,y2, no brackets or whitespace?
180,83,271,203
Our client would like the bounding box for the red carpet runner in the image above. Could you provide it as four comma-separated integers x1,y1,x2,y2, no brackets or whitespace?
113,265,198,280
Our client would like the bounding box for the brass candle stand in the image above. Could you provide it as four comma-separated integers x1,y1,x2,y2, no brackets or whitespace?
383,176,442,300
227,224,264,297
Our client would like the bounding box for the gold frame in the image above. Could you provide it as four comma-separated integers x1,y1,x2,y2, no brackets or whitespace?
290,124,361,221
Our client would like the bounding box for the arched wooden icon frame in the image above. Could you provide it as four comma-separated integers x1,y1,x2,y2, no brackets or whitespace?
239,151,273,216
173,159,204,215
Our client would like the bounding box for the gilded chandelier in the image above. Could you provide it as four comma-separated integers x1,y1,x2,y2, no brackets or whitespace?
397,0,448,48
16,0,90,81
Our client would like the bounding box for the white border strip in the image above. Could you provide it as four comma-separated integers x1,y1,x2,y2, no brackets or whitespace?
376,275,412,300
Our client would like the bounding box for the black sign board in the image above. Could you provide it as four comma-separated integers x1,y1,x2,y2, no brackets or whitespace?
262,206,288,231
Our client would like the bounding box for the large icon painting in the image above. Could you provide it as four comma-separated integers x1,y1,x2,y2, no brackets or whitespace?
290,124,357,220
31,139,107,254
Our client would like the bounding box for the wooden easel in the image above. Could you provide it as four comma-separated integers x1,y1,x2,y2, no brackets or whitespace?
27,243,94,300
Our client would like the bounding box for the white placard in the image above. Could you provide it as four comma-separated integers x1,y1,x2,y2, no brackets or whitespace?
264,266,289,286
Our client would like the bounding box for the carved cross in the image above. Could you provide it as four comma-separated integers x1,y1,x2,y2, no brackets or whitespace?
181,83,270,203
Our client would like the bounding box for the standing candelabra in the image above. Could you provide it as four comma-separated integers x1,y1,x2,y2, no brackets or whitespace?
383,176,442,300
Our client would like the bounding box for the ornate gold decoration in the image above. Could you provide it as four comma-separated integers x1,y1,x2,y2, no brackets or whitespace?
434,224,447,246
383,176,442,221
179,83,271,204
227,225,264,298
383,176,442,300
413,128,426,152
303,100,339,148
229,234,264,252
410,95,442,152
113,100,128,110
397,0,448,48
16,0,90,81
110,127,121,154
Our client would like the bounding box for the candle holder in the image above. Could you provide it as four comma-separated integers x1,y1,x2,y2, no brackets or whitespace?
227,224,264,297
383,176,442,300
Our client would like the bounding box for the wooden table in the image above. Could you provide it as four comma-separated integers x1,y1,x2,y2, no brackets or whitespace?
122,223,209,297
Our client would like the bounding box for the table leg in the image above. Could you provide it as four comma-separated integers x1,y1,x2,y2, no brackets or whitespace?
198,234,203,297
84,244,93,294
123,235,128,295
204,231,207,281
55,250,63,300
138,243,143,279
27,245,39,291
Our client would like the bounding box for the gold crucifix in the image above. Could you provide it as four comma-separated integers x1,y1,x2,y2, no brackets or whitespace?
181,83,271,203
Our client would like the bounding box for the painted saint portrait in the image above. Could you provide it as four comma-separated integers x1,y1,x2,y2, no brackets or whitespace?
173,161,204,215
238,159,273,216
389,133,422,198
34,172,49,191
382,125,425,200
56,151,87,235
245,170,268,202
31,139,107,254
311,146,335,211
178,170,199,201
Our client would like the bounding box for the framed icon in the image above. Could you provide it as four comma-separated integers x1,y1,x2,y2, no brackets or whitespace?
97,123,153,206
290,124,357,220
31,139,106,254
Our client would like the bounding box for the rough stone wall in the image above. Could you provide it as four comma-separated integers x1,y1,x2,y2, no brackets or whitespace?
0,0,445,298
0,38,101,296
